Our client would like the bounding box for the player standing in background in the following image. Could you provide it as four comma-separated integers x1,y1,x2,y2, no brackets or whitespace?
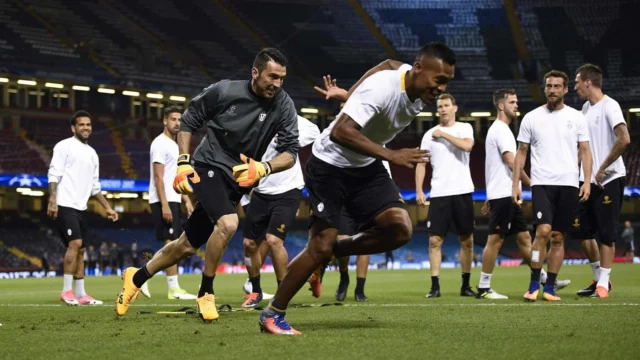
478,89,569,299
573,64,630,298
622,221,635,263
416,93,476,298
145,106,196,300
48,110,118,306
240,115,320,308
513,70,592,302
259,43,455,335
116,48,299,323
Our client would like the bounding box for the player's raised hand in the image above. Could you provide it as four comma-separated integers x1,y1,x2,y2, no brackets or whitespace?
173,154,199,195
416,191,428,207
481,200,490,216
233,154,272,187
313,75,348,102
47,199,58,219
579,182,591,203
106,208,119,222
389,147,430,169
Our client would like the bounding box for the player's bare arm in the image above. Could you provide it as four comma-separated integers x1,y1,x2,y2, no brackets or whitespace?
177,131,192,156
331,115,429,168
266,152,295,173
578,141,592,202
153,162,172,224
432,129,473,152
596,124,631,186
512,142,529,207
415,162,428,206
94,192,118,222
47,181,58,219
502,151,531,187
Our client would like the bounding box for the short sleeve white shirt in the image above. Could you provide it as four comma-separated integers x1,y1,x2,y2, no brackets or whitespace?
420,122,475,198
579,96,626,185
149,134,181,204
485,120,519,200
312,64,425,168
517,105,589,188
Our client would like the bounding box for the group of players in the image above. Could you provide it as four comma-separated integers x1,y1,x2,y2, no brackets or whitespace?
46,42,629,335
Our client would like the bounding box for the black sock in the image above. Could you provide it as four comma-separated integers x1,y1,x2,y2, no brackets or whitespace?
545,272,557,290
270,299,287,312
197,274,215,297
431,276,440,290
132,266,152,288
530,268,542,283
249,275,262,294
355,277,366,294
277,280,281,288
340,270,349,283
461,272,471,288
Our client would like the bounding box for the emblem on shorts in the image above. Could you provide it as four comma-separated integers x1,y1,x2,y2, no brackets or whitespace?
226,105,236,116
603,196,611,204
537,211,542,219
508,222,511,229
259,112,266,122
398,193,405,204
67,229,72,236
208,170,214,178
427,221,431,228
277,224,286,233
169,228,174,234
317,203,324,212
573,218,580,228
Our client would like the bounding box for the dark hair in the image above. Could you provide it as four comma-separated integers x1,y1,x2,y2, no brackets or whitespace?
70,110,91,126
437,93,456,106
416,42,456,66
576,63,603,88
163,105,182,118
253,48,288,72
544,70,569,87
493,88,517,107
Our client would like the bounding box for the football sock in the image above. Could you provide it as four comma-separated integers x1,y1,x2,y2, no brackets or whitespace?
63,274,73,293
132,266,152,288
479,271,492,290
544,272,557,293
74,277,85,298
340,270,349,283
355,277,366,294
249,275,262,294
166,275,179,290
597,268,611,289
431,276,440,290
529,268,541,293
198,274,215,297
590,261,601,282
461,272,471,288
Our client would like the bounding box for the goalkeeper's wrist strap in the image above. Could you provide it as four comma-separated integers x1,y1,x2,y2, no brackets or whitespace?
262,161,272,175
178,154,191,166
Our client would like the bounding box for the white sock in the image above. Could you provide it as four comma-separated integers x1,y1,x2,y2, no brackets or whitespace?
597,268,611,289
167,275,180,290
540,268,548,284
479,272,492,289
590,261,601,282
75,278,86,298
63,274,73,293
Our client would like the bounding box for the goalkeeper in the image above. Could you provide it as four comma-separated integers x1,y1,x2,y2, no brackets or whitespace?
116,48,299,322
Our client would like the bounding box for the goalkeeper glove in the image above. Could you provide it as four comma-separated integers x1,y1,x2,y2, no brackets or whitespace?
232,154,272,187
173,154,200,194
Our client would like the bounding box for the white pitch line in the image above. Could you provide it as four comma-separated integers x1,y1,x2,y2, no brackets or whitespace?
0,303,638,307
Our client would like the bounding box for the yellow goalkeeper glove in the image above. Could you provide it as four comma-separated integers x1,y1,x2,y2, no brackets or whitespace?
173,154,200,194
232,154,272,187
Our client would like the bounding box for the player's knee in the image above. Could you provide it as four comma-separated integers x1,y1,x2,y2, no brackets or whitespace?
535,225,552,239
429,236,443,249
77,247,86,257
550,231,564,247
243,238,259,253
265,235,284,250
216,215,239,239
383,210,412,245
460,236,474,250
176,235,197,256
68,240,82,251
487,235,504,247
309,235,335,261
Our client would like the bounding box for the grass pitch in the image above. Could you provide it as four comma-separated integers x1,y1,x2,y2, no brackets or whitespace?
1,265,639,359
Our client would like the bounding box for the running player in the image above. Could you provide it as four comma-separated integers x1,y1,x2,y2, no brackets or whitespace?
416,93,476,298
514,70,592,302
146,106,196,300
116,48,299,322
573,63,630,298
259,42,455,335
48,110,118,305
241,115,320,308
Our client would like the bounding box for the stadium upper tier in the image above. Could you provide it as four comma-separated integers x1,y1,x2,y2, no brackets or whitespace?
0,0,638,108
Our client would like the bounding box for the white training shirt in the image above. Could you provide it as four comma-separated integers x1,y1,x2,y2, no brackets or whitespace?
485,120,520,200
420,121,475,198
47,136,101,211
149,133,182,204
312,63,425,168
517,105,589,188
579,96,626,186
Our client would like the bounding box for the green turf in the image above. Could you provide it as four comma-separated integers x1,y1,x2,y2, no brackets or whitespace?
1,265,639,359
